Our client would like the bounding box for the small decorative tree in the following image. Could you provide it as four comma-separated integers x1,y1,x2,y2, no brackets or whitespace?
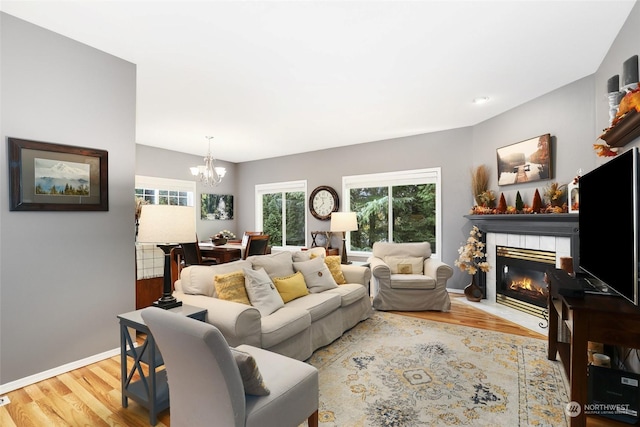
497,193,507,213
531,189,543,213
515,191,524,212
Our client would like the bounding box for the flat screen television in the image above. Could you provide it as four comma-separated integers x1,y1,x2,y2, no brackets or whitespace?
579,146,639,306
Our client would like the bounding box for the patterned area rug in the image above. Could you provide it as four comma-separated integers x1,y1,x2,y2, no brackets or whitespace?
306,311,569,426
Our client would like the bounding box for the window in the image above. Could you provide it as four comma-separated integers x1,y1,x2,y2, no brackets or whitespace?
135,175,195,206
255,181,306,248
343,168,441,257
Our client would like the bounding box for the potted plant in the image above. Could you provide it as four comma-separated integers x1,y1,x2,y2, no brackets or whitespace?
455,226,491,301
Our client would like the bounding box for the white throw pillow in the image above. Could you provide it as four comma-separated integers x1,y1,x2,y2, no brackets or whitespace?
242,268,284,316
293,256,339,293
180,261,253,297
384,256,424,274
292,247,326,262
248,251,294,278
179,265,218,296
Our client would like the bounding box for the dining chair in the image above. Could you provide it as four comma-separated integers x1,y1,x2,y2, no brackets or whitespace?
243,234,270,259
241,231,264,247
180,241,217,266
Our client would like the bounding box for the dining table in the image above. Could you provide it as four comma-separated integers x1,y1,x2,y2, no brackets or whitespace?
198,242,244,263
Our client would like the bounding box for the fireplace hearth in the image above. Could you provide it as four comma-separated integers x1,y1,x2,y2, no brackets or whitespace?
496,246,555,319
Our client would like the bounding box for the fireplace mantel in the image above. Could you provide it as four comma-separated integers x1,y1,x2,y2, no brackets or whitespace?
464,213,578,235
465,213,580,265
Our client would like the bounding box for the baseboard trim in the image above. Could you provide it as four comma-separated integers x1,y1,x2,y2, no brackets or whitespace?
0,347,121,394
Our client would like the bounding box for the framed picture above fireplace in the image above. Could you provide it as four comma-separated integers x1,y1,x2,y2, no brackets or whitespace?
496,134,552,186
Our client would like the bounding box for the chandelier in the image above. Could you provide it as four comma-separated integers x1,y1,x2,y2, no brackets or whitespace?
190,136,226,186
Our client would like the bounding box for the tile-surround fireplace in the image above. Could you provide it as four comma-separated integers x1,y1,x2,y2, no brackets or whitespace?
465,214,579,322
495,246,555,318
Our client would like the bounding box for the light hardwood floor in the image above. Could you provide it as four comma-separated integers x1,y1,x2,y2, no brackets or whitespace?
0,294,624,426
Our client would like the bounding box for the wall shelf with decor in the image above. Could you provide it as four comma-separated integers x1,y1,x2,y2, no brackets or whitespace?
600,109,640,148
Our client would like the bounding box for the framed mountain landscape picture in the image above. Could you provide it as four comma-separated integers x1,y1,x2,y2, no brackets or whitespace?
8,137,109,211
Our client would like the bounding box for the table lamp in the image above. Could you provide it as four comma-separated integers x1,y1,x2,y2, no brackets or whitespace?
330,212,358,264
137,205,196,309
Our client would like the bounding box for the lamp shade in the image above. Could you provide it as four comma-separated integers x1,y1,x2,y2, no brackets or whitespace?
137,205,196,244
330,212,358,232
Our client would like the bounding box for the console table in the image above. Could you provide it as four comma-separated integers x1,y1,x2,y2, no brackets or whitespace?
547,271,640,427
118,305,207,425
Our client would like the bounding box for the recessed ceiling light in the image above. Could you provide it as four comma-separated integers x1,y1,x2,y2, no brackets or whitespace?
473,97,490,105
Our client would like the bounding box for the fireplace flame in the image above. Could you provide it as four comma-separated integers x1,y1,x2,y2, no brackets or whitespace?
509,277,546,295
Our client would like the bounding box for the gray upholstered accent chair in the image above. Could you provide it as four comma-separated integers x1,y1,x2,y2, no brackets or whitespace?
141,307,319,427
368,241,453,311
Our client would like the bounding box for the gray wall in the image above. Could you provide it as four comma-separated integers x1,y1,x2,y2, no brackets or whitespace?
136,128,474,288
472,75,597,206
136,144,237,240
595,0,640,154
1,14,136,385
235,128,474,288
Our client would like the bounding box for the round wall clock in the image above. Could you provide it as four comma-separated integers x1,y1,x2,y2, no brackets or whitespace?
309,186,339,220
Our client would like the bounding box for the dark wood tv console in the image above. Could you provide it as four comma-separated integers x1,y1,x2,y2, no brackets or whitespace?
547,269,640,427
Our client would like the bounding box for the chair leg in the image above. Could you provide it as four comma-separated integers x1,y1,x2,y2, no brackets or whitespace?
308,410,318,427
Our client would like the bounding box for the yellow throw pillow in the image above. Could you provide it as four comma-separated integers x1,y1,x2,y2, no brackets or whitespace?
273,271,309,303
214,271,250,305
323,255,347,285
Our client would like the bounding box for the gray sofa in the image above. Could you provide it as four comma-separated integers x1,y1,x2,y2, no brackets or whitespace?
173,247,372,361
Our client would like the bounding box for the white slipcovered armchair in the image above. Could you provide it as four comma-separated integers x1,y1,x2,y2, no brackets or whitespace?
368,242,453,311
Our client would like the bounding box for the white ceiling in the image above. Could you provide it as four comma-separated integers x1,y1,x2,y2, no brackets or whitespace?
1,1,636,162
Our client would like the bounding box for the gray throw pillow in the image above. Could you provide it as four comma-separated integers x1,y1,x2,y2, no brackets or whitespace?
230,348,270,396
293,256,339,293
242,267,284,316
248,251,294,278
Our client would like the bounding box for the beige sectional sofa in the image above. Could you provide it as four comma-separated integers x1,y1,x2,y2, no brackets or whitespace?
172,247,372,361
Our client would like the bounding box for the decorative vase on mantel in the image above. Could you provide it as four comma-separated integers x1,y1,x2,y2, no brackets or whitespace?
464,274,482,302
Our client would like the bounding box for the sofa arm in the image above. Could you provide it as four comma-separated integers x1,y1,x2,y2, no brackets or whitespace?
368,257,391,280
340,264,371,286
173,292,262,347
423,258,454,288
367,257,390,297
